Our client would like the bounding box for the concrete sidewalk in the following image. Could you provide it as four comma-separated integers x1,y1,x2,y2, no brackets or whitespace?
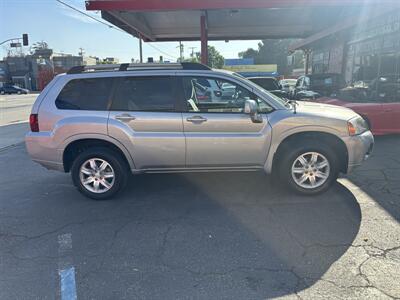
0,122,29,150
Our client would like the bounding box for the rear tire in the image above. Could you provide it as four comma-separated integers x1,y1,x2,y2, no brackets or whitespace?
277,141,339,195
71,147,128,200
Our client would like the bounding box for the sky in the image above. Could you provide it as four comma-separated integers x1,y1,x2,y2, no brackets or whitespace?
0,0,261,62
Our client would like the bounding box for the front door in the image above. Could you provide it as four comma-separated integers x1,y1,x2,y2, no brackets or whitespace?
108,76,185,169
179,76,272,168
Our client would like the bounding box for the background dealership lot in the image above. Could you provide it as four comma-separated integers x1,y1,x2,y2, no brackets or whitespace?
0,94,399,299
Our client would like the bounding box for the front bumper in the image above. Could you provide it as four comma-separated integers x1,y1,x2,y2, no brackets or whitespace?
342,130,374,173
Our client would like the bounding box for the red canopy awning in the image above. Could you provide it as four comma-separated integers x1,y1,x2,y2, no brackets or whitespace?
86,0,400,42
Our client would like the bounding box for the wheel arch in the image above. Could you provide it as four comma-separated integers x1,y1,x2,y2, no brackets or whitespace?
270,131,349,175
62,135,135,172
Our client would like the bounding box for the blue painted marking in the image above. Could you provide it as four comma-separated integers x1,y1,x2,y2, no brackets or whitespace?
60,267,77,300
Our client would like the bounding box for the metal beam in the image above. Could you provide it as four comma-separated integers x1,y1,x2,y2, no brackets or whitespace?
200,14,208,65
86,0,400,11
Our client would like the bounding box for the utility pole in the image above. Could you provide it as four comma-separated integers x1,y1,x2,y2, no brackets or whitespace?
189,47,197,58
78,47,85,56
304,49,311,75
177,41,184,62
139,38,143,63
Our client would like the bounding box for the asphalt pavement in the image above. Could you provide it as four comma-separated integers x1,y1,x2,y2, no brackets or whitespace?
0,135,399,299
0,93,399,299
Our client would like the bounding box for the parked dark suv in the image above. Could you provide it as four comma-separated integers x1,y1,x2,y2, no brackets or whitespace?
247,77,288,99
291,73,346,100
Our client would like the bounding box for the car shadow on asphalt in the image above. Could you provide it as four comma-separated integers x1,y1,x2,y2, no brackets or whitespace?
0,145,362,299
101,171,362,299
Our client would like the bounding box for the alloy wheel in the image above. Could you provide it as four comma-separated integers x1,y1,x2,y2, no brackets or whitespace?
79,158,115,193
291,152,330,189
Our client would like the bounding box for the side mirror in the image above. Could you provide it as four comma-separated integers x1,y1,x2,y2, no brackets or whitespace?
244,99,263,123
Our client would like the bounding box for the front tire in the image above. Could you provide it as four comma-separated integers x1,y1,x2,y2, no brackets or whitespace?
71,147,128,200
278,142,339,195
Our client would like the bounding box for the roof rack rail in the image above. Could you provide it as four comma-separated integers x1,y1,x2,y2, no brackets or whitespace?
67,65,85,74
180,62,210,70
66,62,211,74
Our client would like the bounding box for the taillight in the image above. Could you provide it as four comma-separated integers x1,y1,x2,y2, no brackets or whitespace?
29,114,39,132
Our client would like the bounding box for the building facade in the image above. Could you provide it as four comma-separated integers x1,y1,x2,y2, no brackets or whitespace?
295,9,400,86
1,49,110,90
344,12,400,84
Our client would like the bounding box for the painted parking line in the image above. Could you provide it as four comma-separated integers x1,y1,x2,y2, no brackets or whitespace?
58,233,77,300
60,267,77,300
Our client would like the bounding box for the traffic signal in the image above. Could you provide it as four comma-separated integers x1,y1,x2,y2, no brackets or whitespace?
22,34,28,46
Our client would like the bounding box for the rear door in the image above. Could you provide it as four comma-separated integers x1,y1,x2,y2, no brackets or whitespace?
179,75,272,168
108,76,185,169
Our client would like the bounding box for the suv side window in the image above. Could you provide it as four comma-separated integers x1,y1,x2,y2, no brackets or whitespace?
56,78,113,110
182,76,272,113
111,76,176,112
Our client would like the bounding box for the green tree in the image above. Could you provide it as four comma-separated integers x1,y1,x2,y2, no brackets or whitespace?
206,46,224,68
238,39,296,75
238,48,259,60
186,46,224,68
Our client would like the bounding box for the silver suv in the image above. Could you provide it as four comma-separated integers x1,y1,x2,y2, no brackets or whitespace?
26,63,374,200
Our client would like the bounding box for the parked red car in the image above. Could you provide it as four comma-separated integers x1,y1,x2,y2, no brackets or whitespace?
311,97,400,135
306,75,400,135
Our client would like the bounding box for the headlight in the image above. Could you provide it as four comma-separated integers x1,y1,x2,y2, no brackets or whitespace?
347,116,369,136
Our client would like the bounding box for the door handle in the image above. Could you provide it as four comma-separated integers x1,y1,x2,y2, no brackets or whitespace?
186,116,207,123
115,114,136,122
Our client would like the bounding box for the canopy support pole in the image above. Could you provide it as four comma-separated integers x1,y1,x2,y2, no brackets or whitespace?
139,37,143,63
200,14,208,65
304,49,311,75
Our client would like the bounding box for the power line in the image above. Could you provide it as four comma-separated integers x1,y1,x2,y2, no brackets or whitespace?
56,0,178,60
55,0,124,32
146,43,177,60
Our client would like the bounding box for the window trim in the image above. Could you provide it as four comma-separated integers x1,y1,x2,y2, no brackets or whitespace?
109,75,181,113
176,75,274,114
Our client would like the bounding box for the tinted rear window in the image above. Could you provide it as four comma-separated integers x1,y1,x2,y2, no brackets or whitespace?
56,78,113,110
111,77,176,112
249,78,279,90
